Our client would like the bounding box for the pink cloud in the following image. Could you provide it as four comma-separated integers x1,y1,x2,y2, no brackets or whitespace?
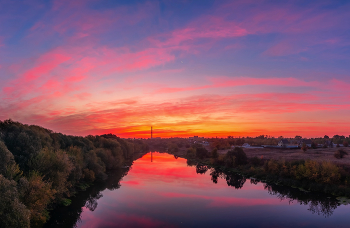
149,16,248,49
263,40,309,56
74,92,91,101
2,50,71,98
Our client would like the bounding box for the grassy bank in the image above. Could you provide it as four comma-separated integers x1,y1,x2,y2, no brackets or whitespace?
0,120,148,228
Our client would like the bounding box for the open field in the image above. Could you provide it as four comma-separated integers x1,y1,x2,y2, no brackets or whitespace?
167,146,350,167
217,147,350,166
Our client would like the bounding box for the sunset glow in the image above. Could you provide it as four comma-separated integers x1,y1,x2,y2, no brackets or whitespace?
1,0,350,137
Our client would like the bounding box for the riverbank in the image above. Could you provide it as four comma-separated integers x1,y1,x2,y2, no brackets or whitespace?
0,120,149,227
43,152,349,227
219,147,350,167
168,147,350,201
172,146,350,167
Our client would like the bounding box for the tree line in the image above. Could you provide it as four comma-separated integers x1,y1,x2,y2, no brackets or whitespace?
0,120,148,228
185,156,340,218
182,149,344,218
183,144,350,197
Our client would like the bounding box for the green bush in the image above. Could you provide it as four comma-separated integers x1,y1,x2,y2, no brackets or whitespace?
319,162,340,184
225,147,247,167
301,143,308,152
334,149,348,159
186,148,196,158
18,172,55,225
266,160,280,174
211,148,219,159
60,198,72,206
250,156,263,167
196,147,208,159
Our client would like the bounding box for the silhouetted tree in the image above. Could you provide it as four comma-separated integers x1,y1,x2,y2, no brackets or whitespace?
301,143,308,152
196,164,209,174
211,148,219,159
225,147,248,167
311,142,318,149
210,169,221,184
196,147,208,159
225,173,246,189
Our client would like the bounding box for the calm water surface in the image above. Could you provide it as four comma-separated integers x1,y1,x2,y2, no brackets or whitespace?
47,152,350,228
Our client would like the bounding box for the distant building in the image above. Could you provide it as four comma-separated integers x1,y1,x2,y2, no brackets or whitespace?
242,143,251,148
298,139,313,148
278,139,290,148
324,140,334,148
198,141,210,146
189,136,204,142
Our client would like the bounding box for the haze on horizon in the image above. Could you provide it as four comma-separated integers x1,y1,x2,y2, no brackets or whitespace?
0,0,349,138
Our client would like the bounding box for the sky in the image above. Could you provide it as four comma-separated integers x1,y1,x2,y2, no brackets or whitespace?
0,0,350,138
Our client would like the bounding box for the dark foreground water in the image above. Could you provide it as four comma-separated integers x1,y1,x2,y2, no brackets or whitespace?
46,152,350,228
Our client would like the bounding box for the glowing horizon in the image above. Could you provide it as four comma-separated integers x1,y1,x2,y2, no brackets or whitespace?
1,0,350,138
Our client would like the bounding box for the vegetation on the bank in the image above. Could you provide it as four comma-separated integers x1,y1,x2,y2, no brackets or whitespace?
334,149,348,159
185,162,340,217
185,145,350,197
0,120,148,228
145,134,350,153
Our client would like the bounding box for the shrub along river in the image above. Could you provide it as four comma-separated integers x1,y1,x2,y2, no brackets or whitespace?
45,152,350,228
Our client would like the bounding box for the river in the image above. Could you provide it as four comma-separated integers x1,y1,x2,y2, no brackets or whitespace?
45,152,350,228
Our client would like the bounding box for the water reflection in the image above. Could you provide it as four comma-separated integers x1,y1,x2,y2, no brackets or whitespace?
264,184,338,217
44,168,130,228
45,152,350,228
195,164,209,174
196,165,338,217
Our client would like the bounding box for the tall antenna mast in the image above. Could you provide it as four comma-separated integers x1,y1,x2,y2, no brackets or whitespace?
151,126,153,162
